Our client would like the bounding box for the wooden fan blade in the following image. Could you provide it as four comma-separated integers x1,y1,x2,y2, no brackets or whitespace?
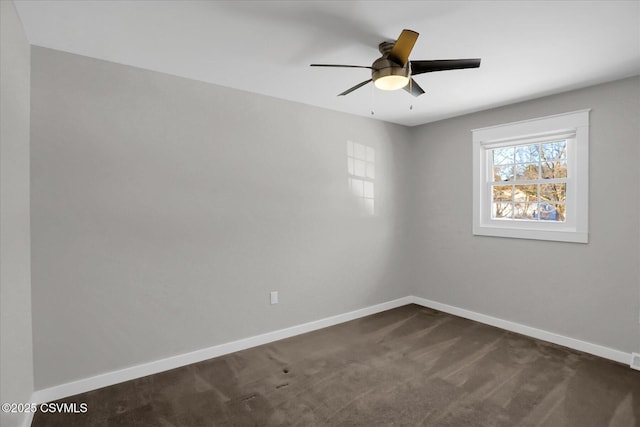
310,64,373,69
388,29,419,66
410,59,481,75
338,79,373,96
403,78,425,97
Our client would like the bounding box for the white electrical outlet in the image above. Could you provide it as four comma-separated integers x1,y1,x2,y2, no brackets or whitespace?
631,353,640,371
270,291,278,305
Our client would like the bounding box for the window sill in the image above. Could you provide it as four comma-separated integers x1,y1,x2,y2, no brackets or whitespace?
473,223,588,243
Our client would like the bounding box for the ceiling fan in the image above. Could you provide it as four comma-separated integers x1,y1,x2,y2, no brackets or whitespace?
311,29,481,97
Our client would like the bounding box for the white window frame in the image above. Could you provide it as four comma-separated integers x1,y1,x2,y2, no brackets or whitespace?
472,109,590,243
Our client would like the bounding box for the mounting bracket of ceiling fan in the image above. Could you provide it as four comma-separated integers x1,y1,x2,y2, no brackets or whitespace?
310,29,481,97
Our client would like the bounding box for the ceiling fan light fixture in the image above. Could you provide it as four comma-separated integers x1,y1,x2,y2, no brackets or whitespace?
374,75,409,91
371,58,410,91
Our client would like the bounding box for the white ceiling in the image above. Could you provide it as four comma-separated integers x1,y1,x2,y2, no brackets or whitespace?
13,0,640,127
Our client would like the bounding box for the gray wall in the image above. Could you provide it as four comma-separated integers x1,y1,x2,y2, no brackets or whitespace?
408,76,640,355
30,47,413,389
29,44,639,392
0,1,34,426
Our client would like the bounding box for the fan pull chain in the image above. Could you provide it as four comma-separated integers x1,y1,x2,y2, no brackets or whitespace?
370,81,375,115
409,78,414,111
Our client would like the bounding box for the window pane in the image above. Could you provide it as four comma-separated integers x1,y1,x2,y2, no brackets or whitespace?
515,163,539,180
553,160,567,178
515,144,540,163
354,142,366,160
540,183,565,202
493,165,513,182
354,159,365,177
514,203,537,220
514,184,537,202
541,160,567,179
493,147,514,165
492,202,513,219
537,203,564,221
492,185,512,201
541,140,567,160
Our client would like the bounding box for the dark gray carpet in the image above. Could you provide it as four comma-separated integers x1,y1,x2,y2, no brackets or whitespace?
32,304,640,426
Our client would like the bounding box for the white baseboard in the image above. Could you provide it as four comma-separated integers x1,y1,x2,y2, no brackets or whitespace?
631,353,640,370
30,294,633,406
31,296,413,404
408,296,632,365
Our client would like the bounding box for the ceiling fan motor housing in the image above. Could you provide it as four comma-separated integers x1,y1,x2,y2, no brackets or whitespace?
372,41,409,88
372,57,409,81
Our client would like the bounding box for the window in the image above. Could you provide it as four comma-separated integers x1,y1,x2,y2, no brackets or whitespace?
491,141,567,222
347,140,375,215
472,110,590,243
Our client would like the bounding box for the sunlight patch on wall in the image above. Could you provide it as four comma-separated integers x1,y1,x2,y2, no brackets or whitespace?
347,140,375,215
